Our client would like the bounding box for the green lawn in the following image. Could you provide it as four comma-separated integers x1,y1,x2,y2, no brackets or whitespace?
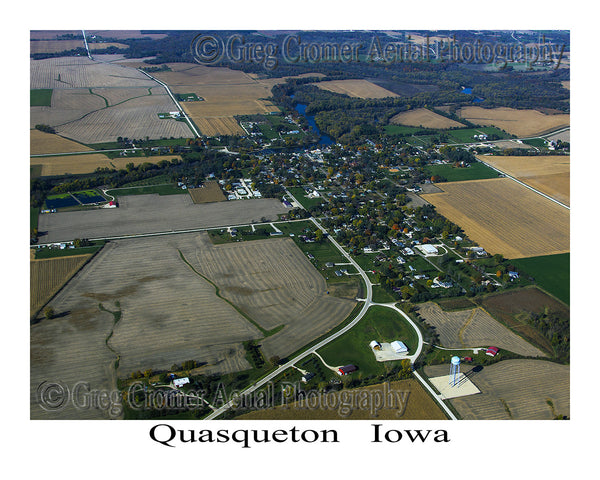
30,207,40,231
425,161,500,182
447,126,510,143
511,253,570,305
288,187,325,209
31,89,53,107
106,184,188,197
384,125,430,136
318,305,418,377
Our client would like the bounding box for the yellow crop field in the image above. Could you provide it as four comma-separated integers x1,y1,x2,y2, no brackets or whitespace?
477,155,570,206
192,116,245,136
390,108,465,129
236,379,447,420
421,178,569,259
313,79,399,98
457,106,570,137
30,254,92,319
31,153,182,176
30,130,92,155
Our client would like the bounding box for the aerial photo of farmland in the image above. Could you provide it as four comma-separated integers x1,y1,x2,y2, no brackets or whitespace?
30,29,570,422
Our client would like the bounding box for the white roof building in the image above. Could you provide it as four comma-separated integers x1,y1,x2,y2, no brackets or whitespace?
391,341,408,354
173,377,190,388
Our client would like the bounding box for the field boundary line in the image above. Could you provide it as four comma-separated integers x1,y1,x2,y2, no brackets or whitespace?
476,158,570,210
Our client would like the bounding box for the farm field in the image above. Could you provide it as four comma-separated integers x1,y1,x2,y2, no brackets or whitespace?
37,195,290,243
178,233,356,359
188,181,226,203
511,253,570,305
457,106,570,137
30,130,92,155
477,287,569,355
30,254,92,319
313,79,399,99
421,178,570,259
390,108,465,128
30,236,263,419
31,153,182,177
425,162,499,182
477,155,570,206
416,302,546,357
236,379,447,420
30,57,157,89
30,40,129,54
424,359,569,419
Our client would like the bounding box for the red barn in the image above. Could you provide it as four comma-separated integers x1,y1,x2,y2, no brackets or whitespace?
337,365,358,376
486,346,500,357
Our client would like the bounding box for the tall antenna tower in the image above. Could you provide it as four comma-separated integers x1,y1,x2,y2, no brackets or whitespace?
449,356,461,387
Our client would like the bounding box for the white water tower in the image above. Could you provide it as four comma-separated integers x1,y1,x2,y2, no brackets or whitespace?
449,356,461,387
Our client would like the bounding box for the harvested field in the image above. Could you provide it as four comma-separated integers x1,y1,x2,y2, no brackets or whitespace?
30,40,128,54
424,359,569,419
30,88,106,128
86,30,168,40
188,181,226,203
390,108,465,129
30,57,156,89
31,236,262,419
313,79,399,99
416,302,546,357
38,195,290,243
194,116,244,136
31,153,182,177
178,234,356,359
477,155,570,206
152,64,290,135
421,178,569,259
236,379,447,420
478,287,569,354
30,254,92,319
54,91,192,143
457,106,570,137
30,130,92,155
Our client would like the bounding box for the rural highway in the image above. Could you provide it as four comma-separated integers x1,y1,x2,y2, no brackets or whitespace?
204,190,438,420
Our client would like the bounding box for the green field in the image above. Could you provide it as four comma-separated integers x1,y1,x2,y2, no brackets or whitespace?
511,253,570,305
106,183,188,197
318,305,418,377
425,161,499,181
31,89,53,107
447,127,510,143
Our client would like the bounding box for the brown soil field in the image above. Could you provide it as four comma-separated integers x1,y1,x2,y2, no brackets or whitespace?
30,40,129,54
416,302,546,357
457,106,570,137
236,379,447,420
193,116,244,136
31,235,263,419
313,79,399,99
561,81,570,90
32,153,182,177
30,57,157,89
188,181,226,203
477,155,570,206
152,64,303,135
38,195,289,243
477,287,569,354
178,234,357,359
390,108,465,129
424,359,569,419
421,178,570,259
55,92,192,143
30,254,92,319
30,130,92,155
